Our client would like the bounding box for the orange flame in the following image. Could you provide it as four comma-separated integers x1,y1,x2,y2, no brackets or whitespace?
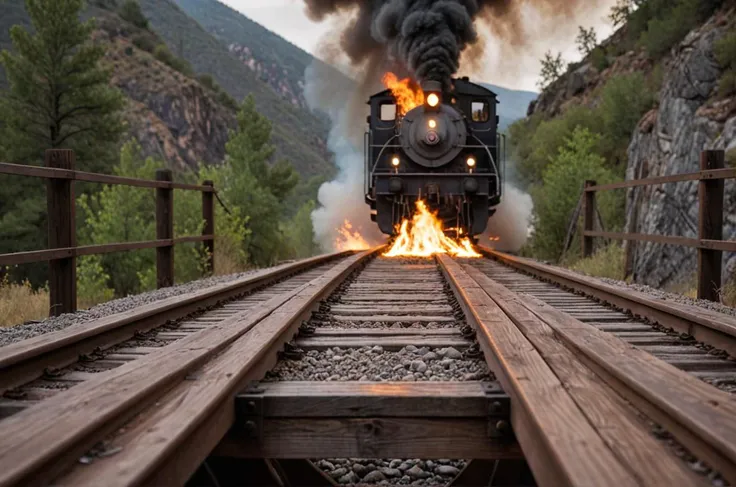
335,220,370,251
383,73,424,116
384,201,480,258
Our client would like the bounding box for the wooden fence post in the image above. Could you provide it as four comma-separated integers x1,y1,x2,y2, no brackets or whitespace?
582,180,597,258
46,149,77,316
202,180,215,275
698,150,725,302
156,169,174,288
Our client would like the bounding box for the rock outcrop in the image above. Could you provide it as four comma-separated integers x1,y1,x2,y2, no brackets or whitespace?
625,10,736,288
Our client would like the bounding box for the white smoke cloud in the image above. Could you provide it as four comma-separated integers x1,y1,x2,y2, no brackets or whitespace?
305,61,386,251
482,184,533,252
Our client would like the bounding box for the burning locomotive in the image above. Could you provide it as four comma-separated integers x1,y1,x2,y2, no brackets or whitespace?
364,75,504,239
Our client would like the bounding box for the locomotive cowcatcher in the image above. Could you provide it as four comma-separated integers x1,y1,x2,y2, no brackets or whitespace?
364,77,505,238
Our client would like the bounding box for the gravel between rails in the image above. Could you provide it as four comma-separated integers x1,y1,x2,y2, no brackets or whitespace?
0,268,269,348
314,458,467,486
265,345,492,382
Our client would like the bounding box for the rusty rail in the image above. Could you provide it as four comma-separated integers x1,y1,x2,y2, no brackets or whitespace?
0,149,216,316
583,150,734,302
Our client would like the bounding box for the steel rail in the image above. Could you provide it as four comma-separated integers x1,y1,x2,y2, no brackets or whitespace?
0,251,352,392
0,248,380,487
480,247,736,357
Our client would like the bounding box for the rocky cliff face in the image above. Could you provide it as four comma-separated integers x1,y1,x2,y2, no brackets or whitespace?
625,9,736,288
97,19,236,172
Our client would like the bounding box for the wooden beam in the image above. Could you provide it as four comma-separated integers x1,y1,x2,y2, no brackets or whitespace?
236,381,506,418
698,150,725,301
202,180,215,275
46,149,77,316
156,168,174,288
215,418,522,459
582,180,596,258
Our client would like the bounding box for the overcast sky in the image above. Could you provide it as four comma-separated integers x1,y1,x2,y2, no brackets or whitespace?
219,0,618,92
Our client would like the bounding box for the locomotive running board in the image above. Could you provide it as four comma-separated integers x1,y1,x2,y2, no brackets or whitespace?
221,381,518,459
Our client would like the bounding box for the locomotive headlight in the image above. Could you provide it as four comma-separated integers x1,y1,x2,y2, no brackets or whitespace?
428,119,437,129
427,93,440,107
466,156,476,168
391,156,401,167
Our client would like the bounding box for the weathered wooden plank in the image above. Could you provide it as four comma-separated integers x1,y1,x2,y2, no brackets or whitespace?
437,255,637,487
214,418,522,459
240,381,500,417
48,250,379,487
340,295,445,302
0,251,373,487
463,265,705,486
515,292,736,484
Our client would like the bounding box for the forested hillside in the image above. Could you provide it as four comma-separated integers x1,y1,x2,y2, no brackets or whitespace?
510,0,735,301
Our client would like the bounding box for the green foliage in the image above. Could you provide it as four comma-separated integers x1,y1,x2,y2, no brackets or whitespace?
590,47,610,72
78,141,159,295
716,31,736,69
197,74,238,111
132,33,156,53
77,255,114,308
726,147,736,168
638,0,701,58
119,0,148,30
538,51,564,89
568,243,626,280
528,128,625,261
599,72,654,147
509,106,604,188
0,0,125,169
719,71,736,98
282,201,318,259
576,26,598,56
153,43,193,76
220,95,299,266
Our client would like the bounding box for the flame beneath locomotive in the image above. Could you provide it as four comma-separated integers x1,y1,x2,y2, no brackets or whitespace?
335,220,370,251
384,200,480,258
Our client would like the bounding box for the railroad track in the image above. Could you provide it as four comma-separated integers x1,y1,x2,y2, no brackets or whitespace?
0,248,734,487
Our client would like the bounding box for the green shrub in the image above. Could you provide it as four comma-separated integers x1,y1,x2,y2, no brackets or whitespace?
132,34,155,53
726,147,736,168
590,47,610,72
568,243,626,280
119,0,149,30
77,256,114,309
599,73,654,145
217,91,239,111
528,127,624,262
719,71,736,98
715,32,736,69
198,74,217,91
154,44,193,76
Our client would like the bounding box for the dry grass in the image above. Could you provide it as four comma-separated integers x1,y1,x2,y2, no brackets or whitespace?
0,278,49,327
568,243,626,281
722,279,736,307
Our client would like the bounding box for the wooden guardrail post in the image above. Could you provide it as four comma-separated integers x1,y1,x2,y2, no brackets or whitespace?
698,150,725,302
156,169,174,288
202,180,215,275
46,149,77,316
582,180,597,258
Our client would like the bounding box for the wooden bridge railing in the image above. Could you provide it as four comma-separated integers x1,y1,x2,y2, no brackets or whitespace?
0,149,216,316
583,150,735,302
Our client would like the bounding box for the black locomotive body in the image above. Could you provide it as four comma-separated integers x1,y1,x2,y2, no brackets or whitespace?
364,77,504,237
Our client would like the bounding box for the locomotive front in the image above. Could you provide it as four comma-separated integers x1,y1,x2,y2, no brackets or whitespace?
365,76,503,238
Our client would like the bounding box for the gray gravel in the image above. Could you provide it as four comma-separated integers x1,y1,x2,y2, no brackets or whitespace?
594,276,736,318
265,346,492,382
315,458,466,486
0,268,268,348
313,319,463,330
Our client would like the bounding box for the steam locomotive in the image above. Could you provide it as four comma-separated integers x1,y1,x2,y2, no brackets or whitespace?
364,77,504,237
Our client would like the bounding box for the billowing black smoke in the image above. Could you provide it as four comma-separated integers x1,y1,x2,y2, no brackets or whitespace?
304,0,485,86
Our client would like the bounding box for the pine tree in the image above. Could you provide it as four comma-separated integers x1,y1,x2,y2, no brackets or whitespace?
223,95,299,266
0,0,125,169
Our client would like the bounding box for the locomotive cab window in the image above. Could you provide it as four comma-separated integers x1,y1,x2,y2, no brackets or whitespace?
380,103,397,121
471,101,489,122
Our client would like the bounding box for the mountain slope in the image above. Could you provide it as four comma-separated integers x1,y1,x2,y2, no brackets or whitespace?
481,83,538,130
134,0,334,179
